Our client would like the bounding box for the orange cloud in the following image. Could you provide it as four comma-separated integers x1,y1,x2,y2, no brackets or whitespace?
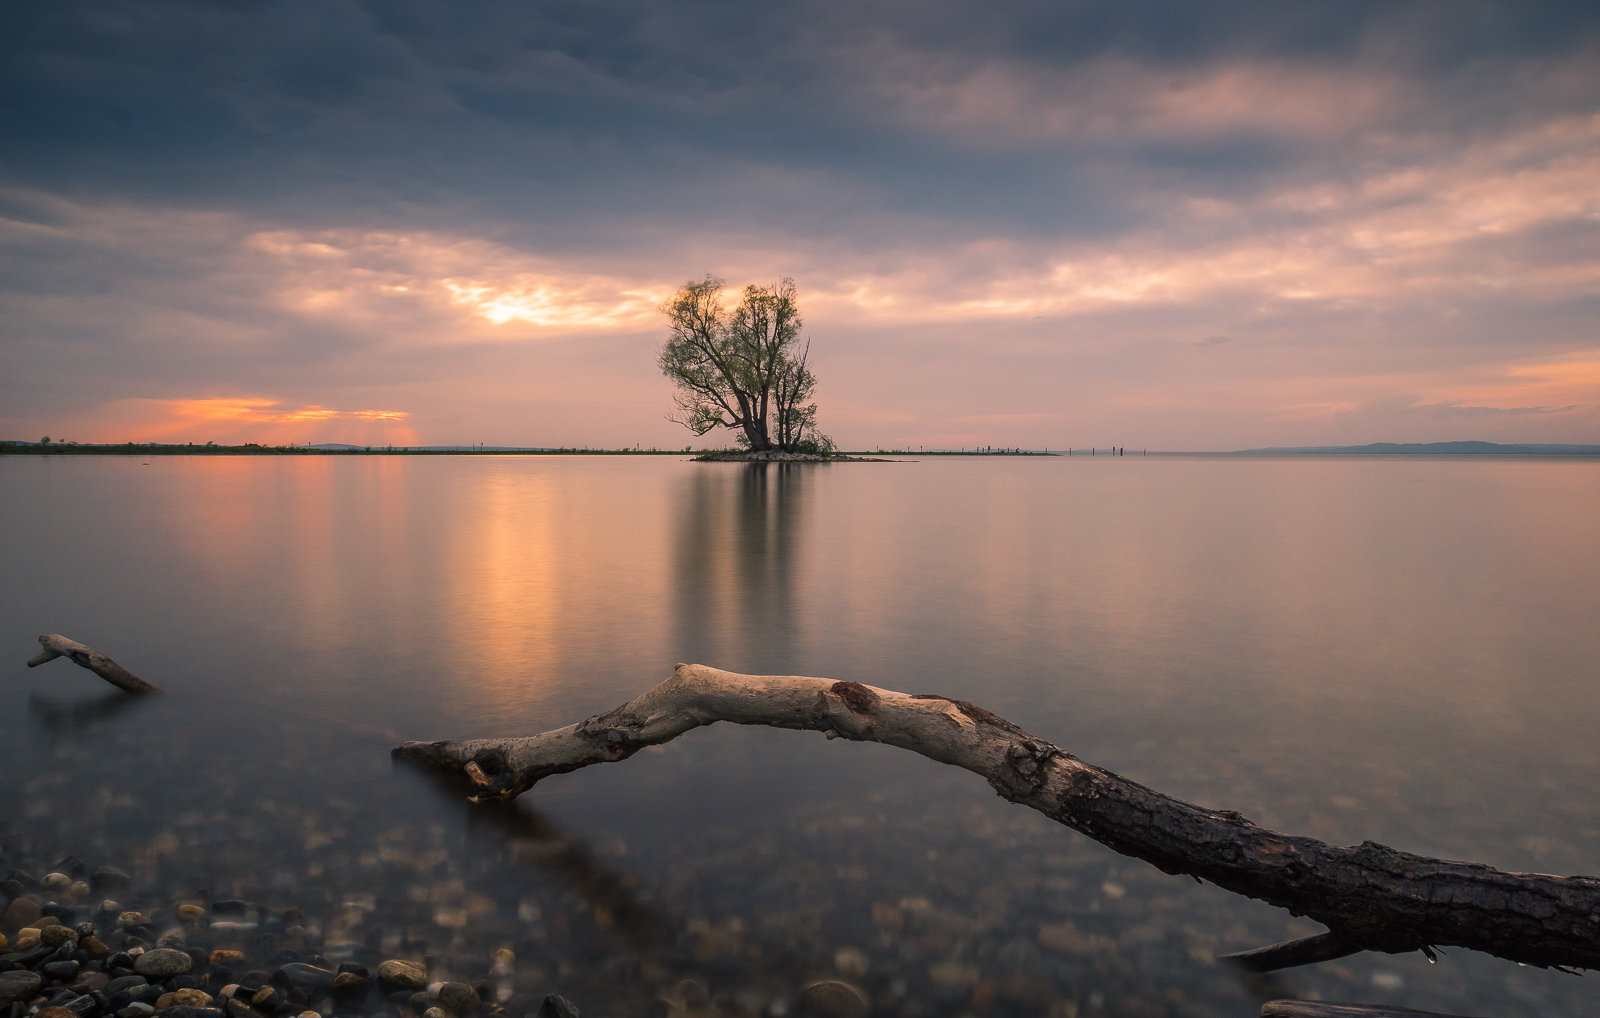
91,398,417,446
1411,355,1600,412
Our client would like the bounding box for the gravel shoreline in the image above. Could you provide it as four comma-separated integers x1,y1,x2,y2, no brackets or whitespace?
1,857,586,1018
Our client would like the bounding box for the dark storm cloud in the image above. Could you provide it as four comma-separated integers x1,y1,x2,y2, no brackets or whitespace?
5,0,1597,238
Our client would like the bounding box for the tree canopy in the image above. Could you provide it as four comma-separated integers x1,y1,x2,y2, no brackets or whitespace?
658,276,830,454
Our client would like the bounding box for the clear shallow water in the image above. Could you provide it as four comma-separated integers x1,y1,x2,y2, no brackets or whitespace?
2,454,1598,1017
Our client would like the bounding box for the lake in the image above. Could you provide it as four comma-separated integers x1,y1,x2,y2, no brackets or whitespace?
3,454,1598,1017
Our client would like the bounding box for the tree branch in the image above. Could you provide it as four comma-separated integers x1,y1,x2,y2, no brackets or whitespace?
27,634,162,693
393,664,1600,973
1223,932,1361,972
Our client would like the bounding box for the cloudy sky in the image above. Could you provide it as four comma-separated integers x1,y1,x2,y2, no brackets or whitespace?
3,1,1598,449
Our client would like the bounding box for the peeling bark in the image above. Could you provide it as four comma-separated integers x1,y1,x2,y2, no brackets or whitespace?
26,634,162,693
393,663,1600,973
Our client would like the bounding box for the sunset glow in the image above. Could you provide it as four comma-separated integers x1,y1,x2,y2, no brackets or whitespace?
3,5,1597,449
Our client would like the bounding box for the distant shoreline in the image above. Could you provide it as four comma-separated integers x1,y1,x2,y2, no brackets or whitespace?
2,440,1596,457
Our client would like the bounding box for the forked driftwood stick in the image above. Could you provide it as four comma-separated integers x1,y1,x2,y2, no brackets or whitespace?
27,634,162,693
394,664,1600,974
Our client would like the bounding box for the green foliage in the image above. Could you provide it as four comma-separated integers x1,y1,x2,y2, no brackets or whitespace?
658,276,825,453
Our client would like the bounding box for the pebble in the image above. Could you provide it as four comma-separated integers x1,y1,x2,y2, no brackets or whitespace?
117,913,150,931
277,963,335,989
378,959,428,988
0,970,43,1003
796,981,869,1018
92,867,132,891
43,960,82,980
41,924,81,946
35,1008,78,1018
3,898,42,929
331,972,368,995
251,986,281,1008
117,1005,155,1018
173,988,215,1006
177,905,207,922
209,950,247,967
437,981,478,1013
41,873,73,892
535,995,582,1018
104,977,149,996
134,948,195,978
422,1009,447,1018
82,935,111,960
832,947,869,978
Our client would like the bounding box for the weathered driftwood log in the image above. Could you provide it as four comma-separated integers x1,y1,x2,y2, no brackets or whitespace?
394,664,1600,973
26,634,162,693
1262,1003,1484,1018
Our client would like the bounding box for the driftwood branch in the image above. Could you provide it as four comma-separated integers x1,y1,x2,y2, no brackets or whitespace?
1262,1003,1485,1018
1223,932,1361,972
26,634,162,693
394,664,1600,974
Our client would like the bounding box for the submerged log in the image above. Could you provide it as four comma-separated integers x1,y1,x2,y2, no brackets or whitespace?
1262,1003,1485,1018
26,634,162,693
394,663,1600,973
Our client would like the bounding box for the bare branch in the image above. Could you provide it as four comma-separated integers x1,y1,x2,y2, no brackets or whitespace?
27,634,162,693
394,664,1600,974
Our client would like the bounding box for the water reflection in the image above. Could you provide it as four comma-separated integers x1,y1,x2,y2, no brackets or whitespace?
27,689,153,731
673,464,808,671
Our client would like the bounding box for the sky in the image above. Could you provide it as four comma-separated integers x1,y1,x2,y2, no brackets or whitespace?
2,1,1598,450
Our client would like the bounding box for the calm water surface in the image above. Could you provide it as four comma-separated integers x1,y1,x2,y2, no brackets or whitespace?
2,455,1598,1017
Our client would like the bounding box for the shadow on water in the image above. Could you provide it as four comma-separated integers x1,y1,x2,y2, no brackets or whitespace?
398,757,669,949
673,463,808,670
28,689,154,731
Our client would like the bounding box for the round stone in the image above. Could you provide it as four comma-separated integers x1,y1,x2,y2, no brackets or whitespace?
277,963,335,989
177,905,206,922
92,867,132,890
0,970,43,1003
210,950,247,967
438,981,478,1013
174,988,214,1007
797,980,870,1018
377,959,428,988
41,924,80,946
3,898,42,929
40,873,73,892
135,947,196,978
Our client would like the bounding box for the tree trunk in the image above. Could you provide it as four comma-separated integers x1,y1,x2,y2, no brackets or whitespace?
394,664,1600,975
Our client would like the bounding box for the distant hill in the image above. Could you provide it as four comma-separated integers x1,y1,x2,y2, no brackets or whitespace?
1234,441,1600,455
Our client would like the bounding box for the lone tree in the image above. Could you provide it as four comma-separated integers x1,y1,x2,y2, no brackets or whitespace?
658,276,829,453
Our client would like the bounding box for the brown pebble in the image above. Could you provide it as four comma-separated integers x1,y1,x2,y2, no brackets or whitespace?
177,904,206,922
40,925,80,947
157,993,177,1010
35,1008,78,1018
174,988,214,1007
797,980,870,1018
3,898,42,930
438,981,479,1014
378,960,428,989
211,950,248,967
82,935,111,960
